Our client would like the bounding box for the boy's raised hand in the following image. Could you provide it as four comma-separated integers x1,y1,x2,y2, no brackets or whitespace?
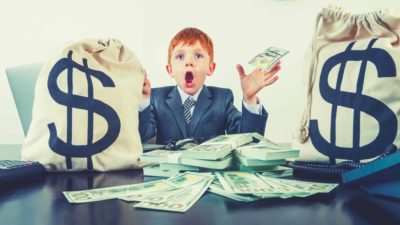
236,62,281,104
142,70,151,99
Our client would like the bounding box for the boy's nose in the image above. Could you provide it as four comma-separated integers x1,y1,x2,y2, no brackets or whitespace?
185,56,194,67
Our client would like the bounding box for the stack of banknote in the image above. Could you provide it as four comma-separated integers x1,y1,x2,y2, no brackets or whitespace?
233,134,299,172
249,46,289,72
140,133,300,177
179,133,254,169
140,133,253,176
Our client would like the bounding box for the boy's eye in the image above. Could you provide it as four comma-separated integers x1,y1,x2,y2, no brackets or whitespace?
175,54,184,60
194,53,203,59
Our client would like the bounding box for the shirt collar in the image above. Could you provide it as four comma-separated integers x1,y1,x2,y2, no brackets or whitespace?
177,85,204,104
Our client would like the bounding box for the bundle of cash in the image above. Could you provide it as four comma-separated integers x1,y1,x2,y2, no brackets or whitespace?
234,142,299,161
143,164,181,177
169,133,252,170
232,133,299,171
180,155,233,170
235,155,285,167
181,144,232,160
249,47,289,71
181,133,253,160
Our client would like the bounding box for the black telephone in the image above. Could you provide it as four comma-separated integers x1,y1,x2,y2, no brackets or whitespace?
287,144,398,182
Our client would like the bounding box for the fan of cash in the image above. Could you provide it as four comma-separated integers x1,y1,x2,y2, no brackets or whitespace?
63,171,338,212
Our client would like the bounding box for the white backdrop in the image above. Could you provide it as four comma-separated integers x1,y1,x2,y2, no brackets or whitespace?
1,0,400,147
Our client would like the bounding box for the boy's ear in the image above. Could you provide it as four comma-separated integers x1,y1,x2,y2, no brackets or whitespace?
166,65,174,77
207,62,216,76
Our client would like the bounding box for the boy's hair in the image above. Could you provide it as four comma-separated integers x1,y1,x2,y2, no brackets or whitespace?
168,27,214,65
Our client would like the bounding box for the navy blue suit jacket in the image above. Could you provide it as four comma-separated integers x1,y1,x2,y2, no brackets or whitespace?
139,86,268,144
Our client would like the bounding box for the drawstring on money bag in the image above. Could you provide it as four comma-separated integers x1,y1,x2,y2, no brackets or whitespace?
295,11,323,144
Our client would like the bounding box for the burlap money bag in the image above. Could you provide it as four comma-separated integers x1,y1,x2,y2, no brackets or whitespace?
22,39,145,171
294,6,400,162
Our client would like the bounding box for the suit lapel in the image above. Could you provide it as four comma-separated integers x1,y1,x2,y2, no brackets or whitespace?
189,86,212,136
166,87,187,136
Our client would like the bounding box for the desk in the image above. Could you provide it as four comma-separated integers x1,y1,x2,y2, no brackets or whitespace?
0,170,399,225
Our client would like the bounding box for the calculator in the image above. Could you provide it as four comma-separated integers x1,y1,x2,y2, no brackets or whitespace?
0,160,45,186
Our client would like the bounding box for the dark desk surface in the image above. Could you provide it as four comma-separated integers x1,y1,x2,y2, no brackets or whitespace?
0,170,399,225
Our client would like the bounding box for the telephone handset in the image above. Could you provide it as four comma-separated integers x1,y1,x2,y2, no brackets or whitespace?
287,144,398,182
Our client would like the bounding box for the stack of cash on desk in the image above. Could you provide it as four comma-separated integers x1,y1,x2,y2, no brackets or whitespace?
140,133,299,177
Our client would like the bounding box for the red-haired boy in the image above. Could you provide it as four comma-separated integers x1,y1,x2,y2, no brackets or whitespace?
139,27,280,144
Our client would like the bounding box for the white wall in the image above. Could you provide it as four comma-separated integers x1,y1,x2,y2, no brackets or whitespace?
1,0,400,146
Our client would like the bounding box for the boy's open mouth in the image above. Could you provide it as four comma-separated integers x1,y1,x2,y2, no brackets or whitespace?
185,71,194,87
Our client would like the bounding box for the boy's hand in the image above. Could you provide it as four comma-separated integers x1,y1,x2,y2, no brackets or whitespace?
236,62,281,104
142,71,151,99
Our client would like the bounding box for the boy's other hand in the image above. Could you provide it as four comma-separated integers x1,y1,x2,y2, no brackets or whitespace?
236,62,281,104
142,71,151,99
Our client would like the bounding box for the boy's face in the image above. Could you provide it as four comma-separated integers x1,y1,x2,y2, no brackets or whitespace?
166,41,215,95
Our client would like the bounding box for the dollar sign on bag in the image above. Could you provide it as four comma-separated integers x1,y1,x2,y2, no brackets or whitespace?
309,39,397,160
47,50,121,169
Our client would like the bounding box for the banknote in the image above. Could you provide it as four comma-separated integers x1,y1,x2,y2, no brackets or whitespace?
166,171,214,188
134,176,214,212
215,171,282,194
256,175,338,198
208,180,261,202
63,180,175,203
249,47,289,71
181,143,232,160
119,188,187,203
262,176,338,194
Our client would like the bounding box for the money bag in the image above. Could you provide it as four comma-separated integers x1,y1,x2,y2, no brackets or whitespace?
22,39,146,171
294,6,400,162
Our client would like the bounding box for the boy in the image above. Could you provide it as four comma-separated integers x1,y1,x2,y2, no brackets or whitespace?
139,27,281,144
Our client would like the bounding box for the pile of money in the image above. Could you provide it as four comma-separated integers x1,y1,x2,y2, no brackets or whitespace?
140,133,299,177
63,171,339,212
140,133,254,176
249,47,289,71
212,171,338,201
64,172,214,213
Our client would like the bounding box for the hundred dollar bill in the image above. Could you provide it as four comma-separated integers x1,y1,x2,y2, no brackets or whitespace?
215,171,282,195
119,187,187,203
208,180,261,202
63,180,175,203
265,177,338,194
256,176,338,198
166,171,214,188
249,47,289,72
181,144,232,160
134,175,214,212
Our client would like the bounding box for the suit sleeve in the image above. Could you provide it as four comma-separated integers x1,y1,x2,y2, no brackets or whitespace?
138,95,157,143
224,90,268,135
